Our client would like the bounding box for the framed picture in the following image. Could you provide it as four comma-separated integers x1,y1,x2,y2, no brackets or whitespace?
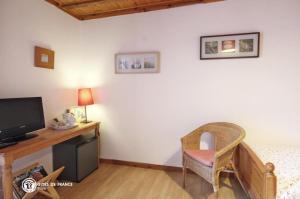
200,32,260,60
115,52,160,74
34,46,55,69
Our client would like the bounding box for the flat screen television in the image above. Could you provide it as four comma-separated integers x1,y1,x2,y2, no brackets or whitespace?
0,97,45,142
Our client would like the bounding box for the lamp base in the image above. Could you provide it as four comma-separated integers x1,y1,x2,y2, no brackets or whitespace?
81,106,92,124
81,120,92,124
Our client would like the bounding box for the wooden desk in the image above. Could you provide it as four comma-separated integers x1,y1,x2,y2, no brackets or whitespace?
0,122,100,199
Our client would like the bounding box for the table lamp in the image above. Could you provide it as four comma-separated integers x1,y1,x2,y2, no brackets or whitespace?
78,88,94,123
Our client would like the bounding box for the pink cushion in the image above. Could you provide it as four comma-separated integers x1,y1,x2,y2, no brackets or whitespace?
184,149,215,167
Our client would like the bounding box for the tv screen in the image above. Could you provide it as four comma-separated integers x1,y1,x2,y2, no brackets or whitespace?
0,97,45,141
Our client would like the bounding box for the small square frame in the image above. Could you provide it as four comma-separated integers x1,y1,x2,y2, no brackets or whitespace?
34,46,55,69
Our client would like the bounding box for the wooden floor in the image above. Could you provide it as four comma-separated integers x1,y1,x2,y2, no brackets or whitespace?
39,163,248,199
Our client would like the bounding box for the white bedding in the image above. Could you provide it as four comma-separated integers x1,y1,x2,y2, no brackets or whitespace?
250,144,300,199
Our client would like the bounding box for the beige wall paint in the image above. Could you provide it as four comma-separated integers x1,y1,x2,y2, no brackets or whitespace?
1,0,300,170
0,0,82,172
81,0,300,166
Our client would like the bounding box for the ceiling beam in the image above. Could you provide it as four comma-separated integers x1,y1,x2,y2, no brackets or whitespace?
62,0,109,9
62,0,222,10
78,0,222,20
50,0,64,6
45,0,223,20
45,0,81,20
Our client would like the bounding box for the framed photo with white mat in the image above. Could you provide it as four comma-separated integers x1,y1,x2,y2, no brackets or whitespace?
115,52,160,74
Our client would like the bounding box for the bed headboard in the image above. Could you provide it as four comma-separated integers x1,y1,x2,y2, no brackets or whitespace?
234,142,277,199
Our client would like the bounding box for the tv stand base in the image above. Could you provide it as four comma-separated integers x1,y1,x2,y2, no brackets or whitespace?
0,142,17,149
1,133,38,143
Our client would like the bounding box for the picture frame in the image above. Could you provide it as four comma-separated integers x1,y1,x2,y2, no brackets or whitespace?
200,32,260,60
34,46,55,69
115,52,160,74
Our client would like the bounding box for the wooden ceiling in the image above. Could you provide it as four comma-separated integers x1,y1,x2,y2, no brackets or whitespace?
46,0,222,20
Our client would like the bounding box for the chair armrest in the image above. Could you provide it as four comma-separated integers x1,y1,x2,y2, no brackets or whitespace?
215,142,239,158
215,130,245,158
214,133,245,170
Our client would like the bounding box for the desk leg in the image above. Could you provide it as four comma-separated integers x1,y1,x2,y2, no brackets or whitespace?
95,124,100,166
1,157,13,199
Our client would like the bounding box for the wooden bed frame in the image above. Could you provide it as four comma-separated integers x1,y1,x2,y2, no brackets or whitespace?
234,142,277,199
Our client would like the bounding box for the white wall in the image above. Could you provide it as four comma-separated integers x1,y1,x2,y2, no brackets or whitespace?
1,0,300,170
0,0,81,172
81,0,300,166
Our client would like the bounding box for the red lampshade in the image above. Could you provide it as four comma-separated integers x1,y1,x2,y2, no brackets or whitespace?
78,88,94,106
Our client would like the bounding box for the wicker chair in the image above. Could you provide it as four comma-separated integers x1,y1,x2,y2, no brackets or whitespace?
181,122,245,192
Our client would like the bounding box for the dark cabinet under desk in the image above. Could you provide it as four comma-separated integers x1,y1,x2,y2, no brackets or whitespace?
53,134,98,182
